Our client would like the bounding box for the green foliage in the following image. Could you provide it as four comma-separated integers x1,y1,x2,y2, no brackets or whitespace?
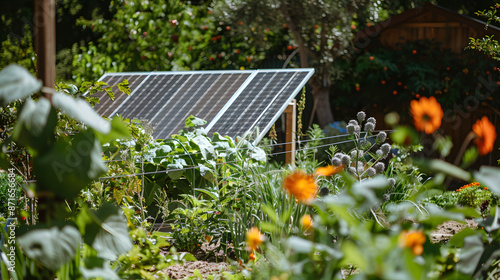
332,39,500,116
72,0,269,84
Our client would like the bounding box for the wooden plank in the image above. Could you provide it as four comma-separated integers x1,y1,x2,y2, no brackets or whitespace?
284,100,296,166
35,0,56,88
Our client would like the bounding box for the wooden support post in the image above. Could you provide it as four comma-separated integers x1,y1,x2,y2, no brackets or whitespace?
284,99,296,166
35,0,56,88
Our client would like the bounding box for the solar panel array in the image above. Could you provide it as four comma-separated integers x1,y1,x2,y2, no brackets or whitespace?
93,69,314,141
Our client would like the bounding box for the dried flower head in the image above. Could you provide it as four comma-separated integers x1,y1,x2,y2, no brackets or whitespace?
348,167,357,174
341,155,351,166
374,162,385,174
350,149,363,160
331,157,342,167
381,143,391,154
376,131,387,143
354,125,361,134
364,122,375,132
472,116,497,156
348,119,359,126
366,117,376,125
283,171,318,204
346,124,355,135
357,111,366,123
246,227,264,251
366,167,376,177
388,178,396,188
399,230,426,255
410,96,443,134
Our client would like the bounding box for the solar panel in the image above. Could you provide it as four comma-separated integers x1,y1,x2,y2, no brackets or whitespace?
93,69,314,141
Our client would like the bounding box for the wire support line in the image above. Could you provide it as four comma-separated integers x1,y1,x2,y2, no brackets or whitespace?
102,130,393,163
97,135,379,180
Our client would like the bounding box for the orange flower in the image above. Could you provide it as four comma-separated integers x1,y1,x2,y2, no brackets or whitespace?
410,96,443,134
283,171,318,204
301,214,313,230
472,116,497,155
246,227,264,251
249,253,256,261
456,182,480,192
315,165,343,176
399,230,426,255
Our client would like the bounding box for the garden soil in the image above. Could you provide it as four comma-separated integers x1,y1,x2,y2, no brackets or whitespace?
160,219,478,279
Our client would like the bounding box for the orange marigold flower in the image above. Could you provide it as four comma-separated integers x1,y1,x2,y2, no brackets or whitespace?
301,214,313,230
249,253,256,261
456,182,480,192
472,116,497,156
316,165,343,176
399,230,426,255
246,227,264,251
410,96,443,134
283,171,318,204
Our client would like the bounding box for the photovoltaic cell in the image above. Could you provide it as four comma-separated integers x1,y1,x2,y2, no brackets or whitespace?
93,69,313,141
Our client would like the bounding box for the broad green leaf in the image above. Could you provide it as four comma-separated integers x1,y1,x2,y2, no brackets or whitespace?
192,135,214,159
185,115,206,128
340,240,367,270
79,204,133,260
474,166,500,195
33,131,107,198
457,234,483,275
51,92,111,134
12,98,57,153
448,228,481,247
80,256,119,280
0,64,42,106
97,116,131,143
17,225,80,271
414,159,471,182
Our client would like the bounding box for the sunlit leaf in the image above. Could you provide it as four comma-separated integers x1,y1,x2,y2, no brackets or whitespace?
51,92,111,134
33,131,107,198
0,64,42,106
17,225,80,271
12,97,57,153
78,204,133,260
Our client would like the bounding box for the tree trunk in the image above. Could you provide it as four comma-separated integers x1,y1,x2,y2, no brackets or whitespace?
311,85,334,128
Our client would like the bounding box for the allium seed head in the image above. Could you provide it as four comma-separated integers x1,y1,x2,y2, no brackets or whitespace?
388,178,396,188
364,122,375,132
366,167,376,177
341,155,351,166
374,162,385,173
376,131,387,143
357,111,366,123
331,157,342,167
367,117,376,125
348,119,359,126
348,167,357,174
346,124,355,135
381,143,391,154
354,125,361,134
